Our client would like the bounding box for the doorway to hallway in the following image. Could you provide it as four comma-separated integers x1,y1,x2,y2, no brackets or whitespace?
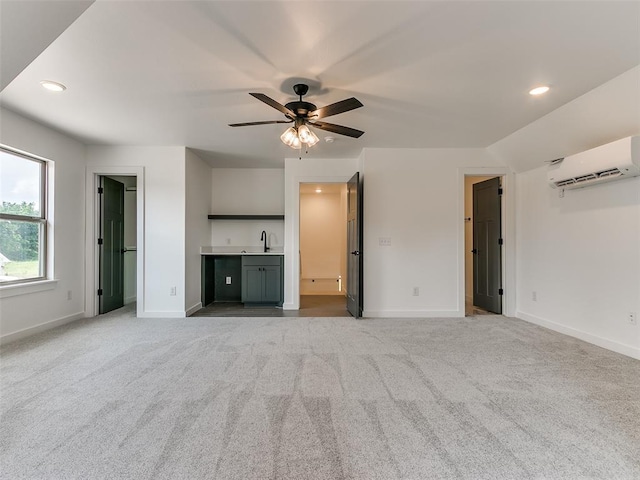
299,182,348,315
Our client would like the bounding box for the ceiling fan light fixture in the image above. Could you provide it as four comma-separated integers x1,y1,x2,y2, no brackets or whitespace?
305,129,319,147
280,127,298,146
297,124,312,143
290,135,302,149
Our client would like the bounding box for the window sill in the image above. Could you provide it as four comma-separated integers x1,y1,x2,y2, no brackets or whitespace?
0,279,58,299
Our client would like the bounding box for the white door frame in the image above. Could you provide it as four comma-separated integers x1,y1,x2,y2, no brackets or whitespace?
85,166,145,317
458,167,515,317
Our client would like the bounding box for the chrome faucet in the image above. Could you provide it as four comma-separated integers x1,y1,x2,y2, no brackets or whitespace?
260,230,269,252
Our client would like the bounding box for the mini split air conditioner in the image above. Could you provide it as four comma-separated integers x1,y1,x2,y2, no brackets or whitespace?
547,136,640,190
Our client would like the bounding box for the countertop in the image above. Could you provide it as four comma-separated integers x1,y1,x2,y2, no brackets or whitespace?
201,246,284,256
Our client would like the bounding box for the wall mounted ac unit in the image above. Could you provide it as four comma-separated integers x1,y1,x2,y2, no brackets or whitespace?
547,135,640,190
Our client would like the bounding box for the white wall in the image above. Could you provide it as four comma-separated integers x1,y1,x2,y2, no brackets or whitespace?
107,175,137,304
210,168,284,248
284,157,359,309
362,148,506,317
0,108,86,341
487,66,640,359
516,169,639,359
185,149,212,315
87,146,187,317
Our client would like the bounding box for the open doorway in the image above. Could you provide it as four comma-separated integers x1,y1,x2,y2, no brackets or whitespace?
298,182,349,316
85,166,144,318
464,175,503,316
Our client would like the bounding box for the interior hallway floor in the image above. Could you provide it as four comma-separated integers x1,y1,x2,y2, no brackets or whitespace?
1,306,639,479
465,298,494,316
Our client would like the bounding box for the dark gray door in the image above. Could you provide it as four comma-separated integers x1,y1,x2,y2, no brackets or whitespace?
472,177,502,313
347,172,363,318
99,176,125,314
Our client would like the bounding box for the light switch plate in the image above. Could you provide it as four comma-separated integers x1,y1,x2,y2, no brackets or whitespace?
226,276,232,285
379,237,392,246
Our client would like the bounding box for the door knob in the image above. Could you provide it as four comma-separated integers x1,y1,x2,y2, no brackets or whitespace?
471,249,477,254
351,250,360,255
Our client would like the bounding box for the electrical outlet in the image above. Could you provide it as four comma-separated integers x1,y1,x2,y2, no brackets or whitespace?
379,237,392,246
412,287,419,296
532,291,537,301
67,290,72,300
226,238,231,245
226,276,232,285
170,286,177,296
629,312,637,325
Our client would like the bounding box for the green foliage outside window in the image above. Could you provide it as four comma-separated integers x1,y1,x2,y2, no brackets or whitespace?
0,202,40,262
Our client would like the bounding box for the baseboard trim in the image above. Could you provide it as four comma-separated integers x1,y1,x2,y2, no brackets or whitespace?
0,311,85,345
516,311,640,360
363,309,463,318
282,302,298,311
186,302,202,317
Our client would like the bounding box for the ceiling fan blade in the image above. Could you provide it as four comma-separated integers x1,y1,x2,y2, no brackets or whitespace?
309,97,363,119
250,93,297,118
310,120,364,138
229,120,293,127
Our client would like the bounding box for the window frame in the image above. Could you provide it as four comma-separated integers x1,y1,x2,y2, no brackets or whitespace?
0,146,48,286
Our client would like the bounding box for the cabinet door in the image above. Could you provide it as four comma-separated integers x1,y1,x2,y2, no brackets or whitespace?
242,266,263,303
262,265,282,304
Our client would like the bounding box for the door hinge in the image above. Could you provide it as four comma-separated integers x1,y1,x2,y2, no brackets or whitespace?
498,238,503,245
98,238,103,245
498,187,503,195
498,288,504,295
97,289,103,296
98,187,104,194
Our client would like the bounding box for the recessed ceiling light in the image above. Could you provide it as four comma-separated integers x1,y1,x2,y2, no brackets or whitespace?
529,86,550,96
315,188,322,193
40,80,66,92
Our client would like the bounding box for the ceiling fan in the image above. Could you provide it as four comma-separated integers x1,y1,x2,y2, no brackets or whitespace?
229,84,364,149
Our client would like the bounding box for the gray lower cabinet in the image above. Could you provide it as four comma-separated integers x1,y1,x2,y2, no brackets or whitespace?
242,256,283,305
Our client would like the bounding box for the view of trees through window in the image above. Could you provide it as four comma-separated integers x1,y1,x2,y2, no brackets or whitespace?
0,148,46,283
1,203,40,257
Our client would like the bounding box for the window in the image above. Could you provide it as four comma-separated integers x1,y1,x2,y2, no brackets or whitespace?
0,147,48,285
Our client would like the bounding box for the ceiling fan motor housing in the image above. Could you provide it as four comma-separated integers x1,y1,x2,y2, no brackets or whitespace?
285,101,317,119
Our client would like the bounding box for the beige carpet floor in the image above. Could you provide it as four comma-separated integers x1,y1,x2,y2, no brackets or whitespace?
1,307,639,479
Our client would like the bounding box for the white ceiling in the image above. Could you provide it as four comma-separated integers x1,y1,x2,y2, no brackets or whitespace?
1,1,638,168
0,0,94,90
